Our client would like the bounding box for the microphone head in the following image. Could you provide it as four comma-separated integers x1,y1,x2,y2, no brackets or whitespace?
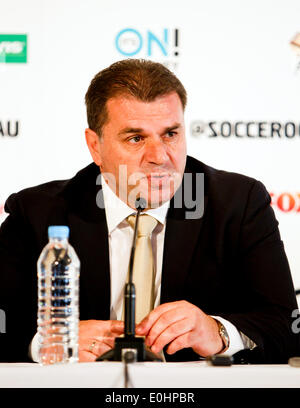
135,197,147,211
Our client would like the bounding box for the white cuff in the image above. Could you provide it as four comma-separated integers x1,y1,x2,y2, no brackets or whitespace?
29,332,39,362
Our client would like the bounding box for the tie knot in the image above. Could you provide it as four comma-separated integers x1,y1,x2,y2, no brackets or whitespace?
127,214,158,237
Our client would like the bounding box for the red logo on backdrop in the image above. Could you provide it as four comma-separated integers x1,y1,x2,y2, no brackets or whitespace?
0,203,4,216
270,192,300,213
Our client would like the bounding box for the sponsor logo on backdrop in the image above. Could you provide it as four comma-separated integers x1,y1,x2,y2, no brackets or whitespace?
190,120,300,139
0,34,27,63
115,28,180,70
290,32,300,74
0,120,19,137
270,192,300,213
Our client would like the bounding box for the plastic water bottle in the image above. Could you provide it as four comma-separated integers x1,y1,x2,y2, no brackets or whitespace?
37,226,80,365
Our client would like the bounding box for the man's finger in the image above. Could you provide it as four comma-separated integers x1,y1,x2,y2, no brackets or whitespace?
79,320,124,338
91,342,112,358
93,335,116,349
165,332,192,355
148,318,191,353
79,336,115,354
145,308,187,346
79,351,97,362
109,320,125,333
136,301,184,335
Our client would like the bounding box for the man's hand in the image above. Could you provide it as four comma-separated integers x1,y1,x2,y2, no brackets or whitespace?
136,300,223,357
79,320,124,362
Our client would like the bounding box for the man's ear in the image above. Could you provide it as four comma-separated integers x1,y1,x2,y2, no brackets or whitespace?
85,128,102,166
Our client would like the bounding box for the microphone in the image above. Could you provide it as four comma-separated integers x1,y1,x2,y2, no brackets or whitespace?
124,198,146,337
96,198,162,362
135,197,147,211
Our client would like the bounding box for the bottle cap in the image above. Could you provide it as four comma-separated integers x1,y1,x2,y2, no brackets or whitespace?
48,225,70,239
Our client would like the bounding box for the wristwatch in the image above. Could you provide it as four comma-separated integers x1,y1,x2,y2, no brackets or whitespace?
216,320,230,353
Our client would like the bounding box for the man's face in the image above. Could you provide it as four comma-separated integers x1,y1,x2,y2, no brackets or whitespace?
87,92,187,209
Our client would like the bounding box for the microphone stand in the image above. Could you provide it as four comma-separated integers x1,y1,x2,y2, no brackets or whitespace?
96,198,162,362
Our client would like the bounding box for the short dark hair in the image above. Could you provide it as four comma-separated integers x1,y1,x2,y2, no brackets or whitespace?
85,59,187,136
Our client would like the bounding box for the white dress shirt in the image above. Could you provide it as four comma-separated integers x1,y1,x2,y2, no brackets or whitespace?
30,176,252,361
102,176,169,321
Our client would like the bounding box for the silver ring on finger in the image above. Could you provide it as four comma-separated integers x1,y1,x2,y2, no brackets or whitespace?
89,340,97,352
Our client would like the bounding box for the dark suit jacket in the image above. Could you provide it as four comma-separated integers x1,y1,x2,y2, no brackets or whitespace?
0,156,299,363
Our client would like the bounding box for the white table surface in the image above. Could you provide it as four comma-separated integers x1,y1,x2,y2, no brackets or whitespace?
0,362,299,388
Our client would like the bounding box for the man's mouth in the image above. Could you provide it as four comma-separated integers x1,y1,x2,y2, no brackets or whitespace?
144,174,173,189
146,173,171,180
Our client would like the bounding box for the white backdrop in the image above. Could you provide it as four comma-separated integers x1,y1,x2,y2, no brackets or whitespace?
1,0,299,292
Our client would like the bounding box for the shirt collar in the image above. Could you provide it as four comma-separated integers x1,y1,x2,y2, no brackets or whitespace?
101,176,169,233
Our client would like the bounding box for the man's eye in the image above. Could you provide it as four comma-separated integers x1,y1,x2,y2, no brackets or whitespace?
167,131,176,137
129,136,142,143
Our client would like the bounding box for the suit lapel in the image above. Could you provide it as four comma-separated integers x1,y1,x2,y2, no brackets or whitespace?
67,214,110,320
160,206,207,304
61,164,111,320
160,162,208,304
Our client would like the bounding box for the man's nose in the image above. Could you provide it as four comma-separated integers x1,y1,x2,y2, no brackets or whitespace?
144,139,168,165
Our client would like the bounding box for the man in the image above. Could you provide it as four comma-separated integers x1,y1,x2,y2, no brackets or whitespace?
0,59,298,363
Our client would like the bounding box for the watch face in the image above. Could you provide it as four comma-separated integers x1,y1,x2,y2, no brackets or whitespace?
218,322,229,350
